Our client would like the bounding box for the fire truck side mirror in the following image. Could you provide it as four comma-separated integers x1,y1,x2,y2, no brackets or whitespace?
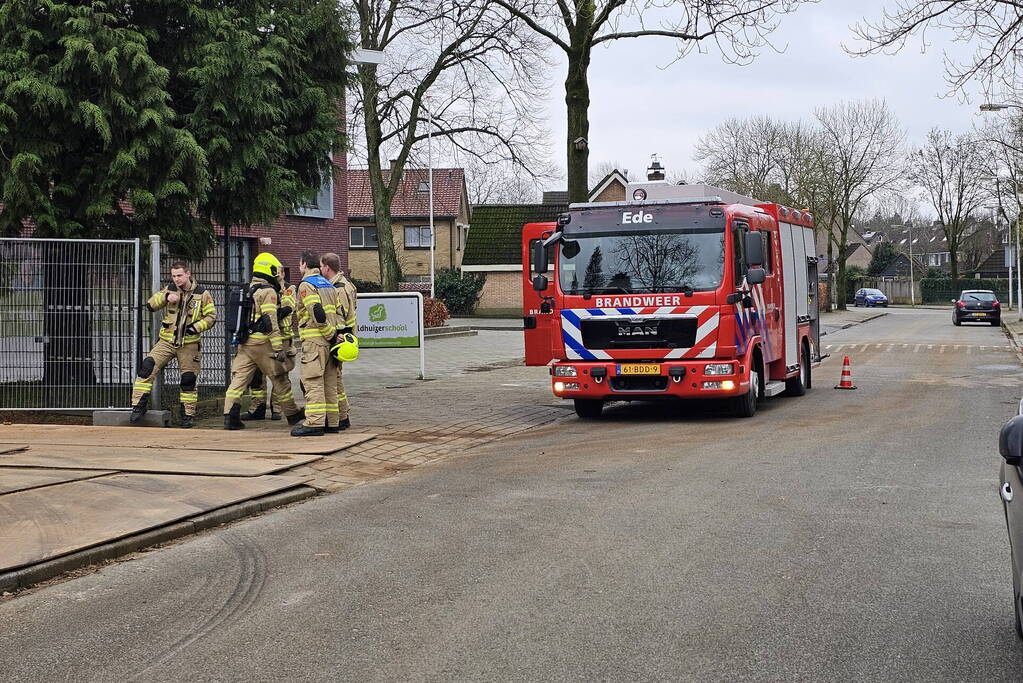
532,274,549,292
533,242,548,274
744,231,764,267
747,267,766,285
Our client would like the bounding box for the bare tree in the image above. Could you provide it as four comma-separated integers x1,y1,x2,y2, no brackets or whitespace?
815,99,905,309
494,0,811,202
350,0,550,288
909,128,987,280
589,159,628,188
694,116,788,200
978,115,1023,240
849,1,1023,101
463,158,548,205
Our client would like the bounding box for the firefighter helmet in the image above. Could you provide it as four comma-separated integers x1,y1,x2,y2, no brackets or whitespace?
253,252,282,278
330,332,360,362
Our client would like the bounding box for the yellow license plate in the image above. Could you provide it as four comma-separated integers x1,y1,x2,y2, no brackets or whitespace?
618,363,661,375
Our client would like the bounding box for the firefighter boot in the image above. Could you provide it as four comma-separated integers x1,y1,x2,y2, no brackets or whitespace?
180,405,194,429
271,408,282,421
325,419,350,434
290,424,324,437
241,403,266,421
129,394,148,424
224,404,246,431
286,408,305,426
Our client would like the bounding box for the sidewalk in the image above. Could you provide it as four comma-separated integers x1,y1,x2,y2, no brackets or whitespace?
206,329,566,492
819,307,888,333
448,316,522,331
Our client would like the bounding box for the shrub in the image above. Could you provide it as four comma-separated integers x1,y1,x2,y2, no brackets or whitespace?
350,277,382,293
423,297,449,328
434,267,486,315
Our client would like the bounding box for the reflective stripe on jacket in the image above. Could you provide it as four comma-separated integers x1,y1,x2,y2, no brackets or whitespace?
148,281,215,346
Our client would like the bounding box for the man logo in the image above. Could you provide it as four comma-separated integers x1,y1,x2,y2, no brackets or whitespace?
369,304,387,322
616,324,658,337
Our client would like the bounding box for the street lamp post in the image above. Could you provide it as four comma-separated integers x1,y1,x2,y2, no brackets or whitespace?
908,224,916,307
979,103,1023,319
427,102,435,300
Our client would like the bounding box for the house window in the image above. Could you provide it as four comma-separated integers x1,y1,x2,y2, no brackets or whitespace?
404,225,433,249
350,225,379,249
288,169,335,219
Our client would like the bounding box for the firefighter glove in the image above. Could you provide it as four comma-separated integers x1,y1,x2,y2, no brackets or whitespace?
274,350,288,364
184,323,198,336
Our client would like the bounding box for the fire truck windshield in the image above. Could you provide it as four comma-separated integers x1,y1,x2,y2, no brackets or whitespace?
558,227,724,296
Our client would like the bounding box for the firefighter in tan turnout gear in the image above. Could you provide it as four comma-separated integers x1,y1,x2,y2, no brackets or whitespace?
131,261,215,428
319,252,357,430
223,253,302,430
291,250,341,437
241,272,298,421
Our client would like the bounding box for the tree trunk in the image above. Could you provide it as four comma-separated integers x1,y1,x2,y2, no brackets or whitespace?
948,242,960,281
360,63,401,291
826,234,835,311
836,228,849,311
565,46,591,204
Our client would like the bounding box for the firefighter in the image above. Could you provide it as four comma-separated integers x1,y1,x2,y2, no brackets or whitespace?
241,271,297,421
223,252,302,430
131,261,215,428
292,250,341,437
319,252,357,431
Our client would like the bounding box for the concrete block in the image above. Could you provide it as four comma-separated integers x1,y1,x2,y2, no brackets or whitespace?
92,410,170,428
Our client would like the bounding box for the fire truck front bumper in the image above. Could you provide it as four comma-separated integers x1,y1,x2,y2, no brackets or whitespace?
550,360,749,400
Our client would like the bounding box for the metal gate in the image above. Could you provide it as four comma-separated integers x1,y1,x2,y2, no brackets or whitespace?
145,234,251,409
0,238,141,410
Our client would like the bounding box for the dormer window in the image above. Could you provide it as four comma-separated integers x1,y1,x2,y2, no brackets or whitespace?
418,182,430,192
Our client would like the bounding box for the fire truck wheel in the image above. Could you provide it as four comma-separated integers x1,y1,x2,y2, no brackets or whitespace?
574,399,604,419
785,344,810,397
732,362,761,418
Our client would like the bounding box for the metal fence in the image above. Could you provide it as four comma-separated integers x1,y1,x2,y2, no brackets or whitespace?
0,238,141,410
144,235,251,409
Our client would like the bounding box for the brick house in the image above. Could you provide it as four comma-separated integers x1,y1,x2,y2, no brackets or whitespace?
462,170,627,315
346,167,471,283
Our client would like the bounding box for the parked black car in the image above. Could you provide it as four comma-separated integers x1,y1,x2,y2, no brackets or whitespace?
999,411,1023,637
953,290,1000,326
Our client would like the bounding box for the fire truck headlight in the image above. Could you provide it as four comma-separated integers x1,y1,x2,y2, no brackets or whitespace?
703,380,737,391
553,366,578,377
553,381,579,394
554,381,565,393
721,380,736,391
704,363,734,376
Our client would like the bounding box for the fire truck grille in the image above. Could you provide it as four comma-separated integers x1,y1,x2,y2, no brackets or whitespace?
610,376,669,392
580,317,698,349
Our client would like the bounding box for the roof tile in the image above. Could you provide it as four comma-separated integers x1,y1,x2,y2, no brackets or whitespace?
463,203,567,266
347,168,465,219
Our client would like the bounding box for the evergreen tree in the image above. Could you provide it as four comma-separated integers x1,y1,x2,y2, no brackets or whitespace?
868,241,899,276
0,0,351,256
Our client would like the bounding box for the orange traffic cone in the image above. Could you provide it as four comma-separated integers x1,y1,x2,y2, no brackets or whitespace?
834,355,857,390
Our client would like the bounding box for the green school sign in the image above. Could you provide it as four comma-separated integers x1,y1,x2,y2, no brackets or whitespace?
356,294,422,348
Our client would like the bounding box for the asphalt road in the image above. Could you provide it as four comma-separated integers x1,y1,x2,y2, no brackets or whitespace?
3,307,1023,681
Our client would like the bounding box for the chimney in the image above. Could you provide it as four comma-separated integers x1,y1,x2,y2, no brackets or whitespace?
646,154,665,182
389,159,398,170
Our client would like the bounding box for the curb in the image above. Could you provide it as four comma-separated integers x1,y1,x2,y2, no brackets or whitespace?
840,311,888,329
1001,321,1023,363
0,485,317,594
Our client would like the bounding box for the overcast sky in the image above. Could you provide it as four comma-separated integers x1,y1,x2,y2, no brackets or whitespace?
541,0,988,188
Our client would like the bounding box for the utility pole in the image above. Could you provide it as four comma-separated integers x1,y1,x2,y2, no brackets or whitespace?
428,100,435,300
912,222,920,308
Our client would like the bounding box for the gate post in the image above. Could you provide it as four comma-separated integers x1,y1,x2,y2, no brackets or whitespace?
148,234,162,408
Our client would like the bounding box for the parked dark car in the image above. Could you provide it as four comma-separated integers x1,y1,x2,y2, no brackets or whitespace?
854,288,889,307
953,290,1000,326
999,411,1023,637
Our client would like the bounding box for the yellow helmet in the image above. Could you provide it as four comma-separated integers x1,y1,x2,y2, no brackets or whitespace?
253,252,282,278
330,333,360,363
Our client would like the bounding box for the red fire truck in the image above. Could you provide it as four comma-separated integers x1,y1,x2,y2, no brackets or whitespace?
522,183,820,418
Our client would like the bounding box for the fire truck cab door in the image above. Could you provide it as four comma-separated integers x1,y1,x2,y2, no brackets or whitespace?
522,222,557,366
